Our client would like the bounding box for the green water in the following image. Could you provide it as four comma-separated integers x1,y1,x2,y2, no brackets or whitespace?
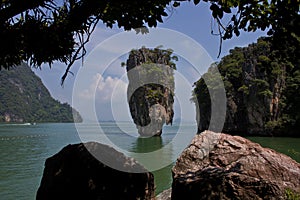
0,122,299,199
246,136,300,163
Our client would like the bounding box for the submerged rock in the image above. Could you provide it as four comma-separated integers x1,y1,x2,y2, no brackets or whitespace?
125,47,176,137
36,142,155,200
171,131,300,200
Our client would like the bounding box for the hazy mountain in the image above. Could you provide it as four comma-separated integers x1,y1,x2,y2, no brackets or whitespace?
0,63,82,123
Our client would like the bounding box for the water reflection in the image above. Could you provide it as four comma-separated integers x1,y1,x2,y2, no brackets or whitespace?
131,136,164,153
130,135,175,194
128,134,174,173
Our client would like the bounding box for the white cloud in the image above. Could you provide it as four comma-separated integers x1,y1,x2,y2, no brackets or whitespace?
74,72,130,121
97,75,127,102
80,73,127,102
72,27,214,122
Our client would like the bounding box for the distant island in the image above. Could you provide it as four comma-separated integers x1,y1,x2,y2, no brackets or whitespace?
0,63,82,123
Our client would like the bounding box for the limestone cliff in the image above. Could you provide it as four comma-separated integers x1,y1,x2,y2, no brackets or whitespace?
125,47,176,137
193,37,299,136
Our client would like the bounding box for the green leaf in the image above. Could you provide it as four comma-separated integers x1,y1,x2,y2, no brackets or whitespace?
194,0,200,5
161,12,168,17
210,4,219,18
218,9,223,19
173,2,180,7
222,7,231,13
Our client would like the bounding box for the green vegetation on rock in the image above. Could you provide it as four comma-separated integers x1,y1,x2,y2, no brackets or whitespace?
125,47,176,136
285,188,300,200
193,37,299,136
0,63,82,123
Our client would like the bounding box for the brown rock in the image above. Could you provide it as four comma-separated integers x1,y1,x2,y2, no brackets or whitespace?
126,47,175,137
171,131,300,200
36,142,155,200
156,188,172,200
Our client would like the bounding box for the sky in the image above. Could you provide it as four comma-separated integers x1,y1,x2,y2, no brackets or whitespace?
33,2,266,122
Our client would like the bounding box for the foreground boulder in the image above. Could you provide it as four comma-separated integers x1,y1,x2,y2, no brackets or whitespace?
172,131,300,200
36,142,155,200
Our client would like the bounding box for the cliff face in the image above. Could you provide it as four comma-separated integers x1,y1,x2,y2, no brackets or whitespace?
0,63,82,123
125,47,176,137
193,38,299,136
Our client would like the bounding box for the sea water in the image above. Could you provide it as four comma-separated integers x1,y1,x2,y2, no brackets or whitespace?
0,122,299,200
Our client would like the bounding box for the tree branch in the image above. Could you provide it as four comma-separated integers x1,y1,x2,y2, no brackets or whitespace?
0,0,50,23
61,17,100,85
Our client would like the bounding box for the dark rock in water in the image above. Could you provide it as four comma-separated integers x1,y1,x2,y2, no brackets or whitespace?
125,47,176,137
171,131,300,200
36,142,155,200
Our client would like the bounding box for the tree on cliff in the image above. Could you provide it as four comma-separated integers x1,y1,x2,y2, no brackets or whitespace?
193,37,299,136
0,0,299,82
